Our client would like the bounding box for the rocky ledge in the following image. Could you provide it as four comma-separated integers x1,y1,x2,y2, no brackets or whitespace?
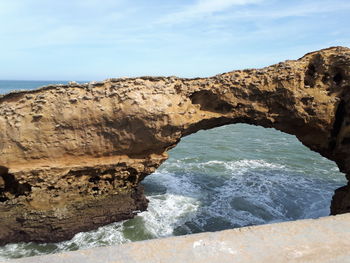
0,46,349,245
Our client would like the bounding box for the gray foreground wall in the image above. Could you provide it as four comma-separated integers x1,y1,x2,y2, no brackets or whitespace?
3,213,350,263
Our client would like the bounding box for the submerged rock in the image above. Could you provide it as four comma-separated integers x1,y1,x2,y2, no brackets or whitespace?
0,46,349,245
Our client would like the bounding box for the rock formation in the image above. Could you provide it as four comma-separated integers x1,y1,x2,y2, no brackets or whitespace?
0,46,349,245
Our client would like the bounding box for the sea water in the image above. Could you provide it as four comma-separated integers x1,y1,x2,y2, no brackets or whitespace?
0,80,346,260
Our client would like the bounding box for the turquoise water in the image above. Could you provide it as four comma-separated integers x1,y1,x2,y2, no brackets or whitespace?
0,81,347,260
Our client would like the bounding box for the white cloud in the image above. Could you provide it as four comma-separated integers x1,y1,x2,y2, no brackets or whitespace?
187,0,259,13
158,0,350,25
159,0,262,24
216,1,350,21
0,0,349,80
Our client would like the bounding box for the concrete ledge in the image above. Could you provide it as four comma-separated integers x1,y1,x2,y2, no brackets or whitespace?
3,214,350,263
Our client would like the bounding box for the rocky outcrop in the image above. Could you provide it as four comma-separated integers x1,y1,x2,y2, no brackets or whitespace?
0,46,349,245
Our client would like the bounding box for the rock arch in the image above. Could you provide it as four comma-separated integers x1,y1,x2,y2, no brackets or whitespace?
0,46,349,245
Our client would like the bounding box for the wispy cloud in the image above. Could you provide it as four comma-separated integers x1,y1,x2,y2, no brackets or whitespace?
214,1,350,21
158,0,262,24
0,0,349,80
158,0,350,26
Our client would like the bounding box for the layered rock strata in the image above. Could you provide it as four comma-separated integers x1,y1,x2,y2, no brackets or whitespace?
0,46,349,245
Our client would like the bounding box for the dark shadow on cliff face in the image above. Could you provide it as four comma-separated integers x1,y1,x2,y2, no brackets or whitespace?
0,166,31,202
0,166,7,202
190,90,234,114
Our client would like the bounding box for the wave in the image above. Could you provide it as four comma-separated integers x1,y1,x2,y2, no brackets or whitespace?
0,158,345,260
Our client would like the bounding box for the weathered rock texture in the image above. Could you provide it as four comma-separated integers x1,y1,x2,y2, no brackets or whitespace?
0,46,349,245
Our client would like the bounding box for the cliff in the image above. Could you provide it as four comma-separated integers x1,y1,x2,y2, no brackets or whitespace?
0,46,349,244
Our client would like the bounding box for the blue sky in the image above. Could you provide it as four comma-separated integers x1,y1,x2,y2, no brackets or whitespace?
0,0,349,81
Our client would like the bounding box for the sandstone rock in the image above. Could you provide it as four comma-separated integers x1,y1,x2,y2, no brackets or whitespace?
0,46,349,245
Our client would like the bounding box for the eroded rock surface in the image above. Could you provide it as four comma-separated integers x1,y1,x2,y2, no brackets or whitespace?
0,46,349,245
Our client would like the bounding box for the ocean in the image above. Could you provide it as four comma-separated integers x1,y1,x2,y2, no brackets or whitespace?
0,80,346,260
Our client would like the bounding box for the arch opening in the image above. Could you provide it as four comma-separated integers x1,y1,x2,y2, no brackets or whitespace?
140,124,346,234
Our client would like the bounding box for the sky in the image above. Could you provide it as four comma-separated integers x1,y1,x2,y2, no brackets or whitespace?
0,0,349,81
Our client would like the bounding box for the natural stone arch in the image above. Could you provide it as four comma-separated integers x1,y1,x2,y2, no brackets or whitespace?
0,46,349,245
